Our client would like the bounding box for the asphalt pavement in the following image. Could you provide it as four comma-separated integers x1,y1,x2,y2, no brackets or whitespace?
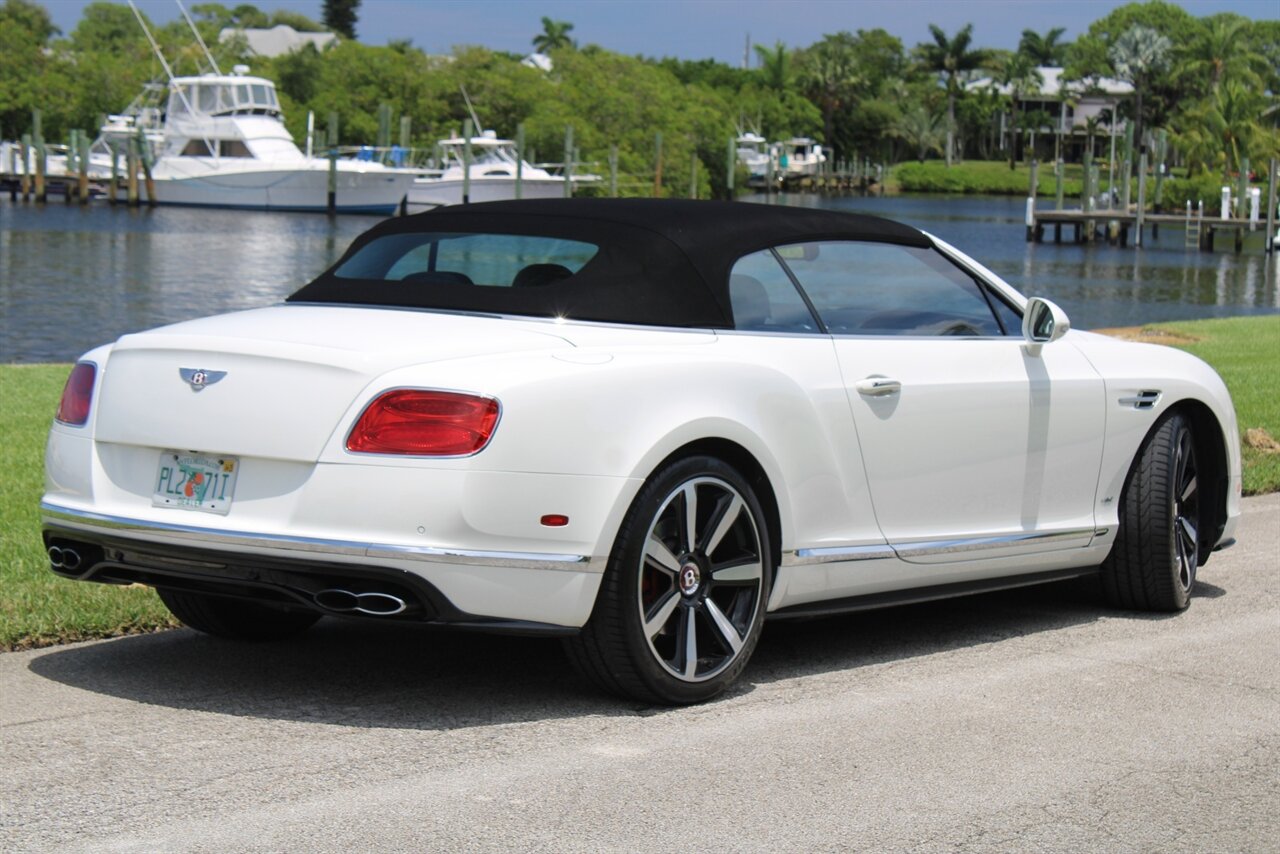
3,494,1277,853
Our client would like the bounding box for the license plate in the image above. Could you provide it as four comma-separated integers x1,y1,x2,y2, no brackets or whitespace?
152,451,238,515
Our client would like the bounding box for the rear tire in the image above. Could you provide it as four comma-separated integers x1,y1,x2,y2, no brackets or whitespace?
565,456,772,705
157,588,321,641
1102,411,1202,612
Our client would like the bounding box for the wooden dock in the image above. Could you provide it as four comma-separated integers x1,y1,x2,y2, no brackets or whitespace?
1027,208,1270,252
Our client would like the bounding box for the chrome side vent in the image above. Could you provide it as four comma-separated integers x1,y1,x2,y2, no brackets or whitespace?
1119,390,1162,410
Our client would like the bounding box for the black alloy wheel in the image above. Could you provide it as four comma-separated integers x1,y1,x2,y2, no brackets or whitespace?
565,456,771,704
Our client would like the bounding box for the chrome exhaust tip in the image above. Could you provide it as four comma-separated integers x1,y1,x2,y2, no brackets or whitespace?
48,546,82,571
314,589,408,616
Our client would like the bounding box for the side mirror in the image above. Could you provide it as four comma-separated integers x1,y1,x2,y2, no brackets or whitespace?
1022,297,1070,345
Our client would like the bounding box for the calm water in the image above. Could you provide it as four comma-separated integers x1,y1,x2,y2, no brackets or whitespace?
1,193,1276,363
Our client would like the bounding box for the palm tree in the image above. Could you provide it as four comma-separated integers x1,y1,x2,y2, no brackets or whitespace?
1000,53,1044,168
754,41,791,92
917,23,995,166
891,104,946,162
532,17,574,53
798,38,862,151
1173,80,1276,179
1018,27,1069,66
1177,15,1264,92
1109,25,1172,157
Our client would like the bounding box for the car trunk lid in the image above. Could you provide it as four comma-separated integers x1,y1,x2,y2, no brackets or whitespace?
93,305,571,462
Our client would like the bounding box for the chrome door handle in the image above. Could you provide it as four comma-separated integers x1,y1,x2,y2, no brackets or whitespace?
855,376,901,397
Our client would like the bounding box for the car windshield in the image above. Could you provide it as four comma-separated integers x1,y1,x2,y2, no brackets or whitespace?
332,232,599,289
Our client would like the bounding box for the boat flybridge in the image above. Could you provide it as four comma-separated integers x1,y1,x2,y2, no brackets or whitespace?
777,137,827,176
406,129,598,209
92,68,420,213
734,131,770,186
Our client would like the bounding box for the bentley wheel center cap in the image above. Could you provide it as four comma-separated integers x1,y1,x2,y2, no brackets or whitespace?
678,562,702,596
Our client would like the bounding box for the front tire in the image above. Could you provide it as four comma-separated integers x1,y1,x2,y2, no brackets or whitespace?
565,456,772,705
1102,411,1202,612
157,588,321,641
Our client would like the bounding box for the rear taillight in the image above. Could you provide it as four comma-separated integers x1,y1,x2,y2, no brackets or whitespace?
55,362,96,426
346,389,500,456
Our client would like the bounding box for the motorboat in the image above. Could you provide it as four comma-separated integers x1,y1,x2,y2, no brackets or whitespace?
87,70,419,213
735,131,771,187
776,137,827,176
406,130,594,209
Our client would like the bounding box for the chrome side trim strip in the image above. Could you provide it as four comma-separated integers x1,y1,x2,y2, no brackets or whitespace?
783,544,896,566
40,502,600,572
781,528,1099,566
893,528,1096,557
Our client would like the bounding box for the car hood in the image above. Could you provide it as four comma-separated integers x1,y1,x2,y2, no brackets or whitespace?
93,305,574,462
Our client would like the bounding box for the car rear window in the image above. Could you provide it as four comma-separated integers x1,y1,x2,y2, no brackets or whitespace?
332,232,599,289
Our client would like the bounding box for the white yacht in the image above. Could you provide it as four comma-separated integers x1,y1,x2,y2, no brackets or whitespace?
777,137,827,176
406,130,593,209
90,70,419,213
735,131,771,186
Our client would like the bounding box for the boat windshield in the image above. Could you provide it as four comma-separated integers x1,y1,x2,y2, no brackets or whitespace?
169,82,280,116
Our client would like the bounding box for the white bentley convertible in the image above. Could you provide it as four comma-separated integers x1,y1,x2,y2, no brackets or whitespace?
42,199,1241,704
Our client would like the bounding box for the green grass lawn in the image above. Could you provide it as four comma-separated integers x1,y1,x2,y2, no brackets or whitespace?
2,315,1277,649
0,365,176,650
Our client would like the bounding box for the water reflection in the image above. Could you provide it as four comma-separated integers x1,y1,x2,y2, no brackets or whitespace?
1,200,370,362
1,194,1276,363
759,192,1278,330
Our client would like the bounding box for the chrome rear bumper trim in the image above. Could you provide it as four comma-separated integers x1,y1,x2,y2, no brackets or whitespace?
41,502,601,572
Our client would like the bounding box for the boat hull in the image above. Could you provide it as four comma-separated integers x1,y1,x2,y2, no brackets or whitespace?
107,164,418,214
406,176,567,209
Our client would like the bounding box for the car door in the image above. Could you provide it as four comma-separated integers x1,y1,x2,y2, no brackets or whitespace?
778,239,1106,565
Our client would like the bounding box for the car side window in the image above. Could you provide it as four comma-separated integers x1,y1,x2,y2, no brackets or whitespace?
728,250,820,333
777,241,1006,336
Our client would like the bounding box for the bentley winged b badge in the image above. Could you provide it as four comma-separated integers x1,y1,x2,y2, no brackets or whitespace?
179,368,227,391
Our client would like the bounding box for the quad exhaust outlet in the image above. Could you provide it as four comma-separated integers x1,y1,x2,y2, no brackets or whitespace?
313,588,408,616
48,546,83,572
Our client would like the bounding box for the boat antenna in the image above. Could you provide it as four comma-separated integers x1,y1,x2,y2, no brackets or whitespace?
176,0,222,75
459,85,483,136
129,1,179,84
128,0,216,160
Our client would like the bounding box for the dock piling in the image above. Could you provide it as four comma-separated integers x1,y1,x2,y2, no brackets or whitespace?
562,125,574,199
126,137,138,206
108,142,119,204
514,123,524,200
1135,148,1147,247
326,149,336,214
609,145,619,198
1267,159,1277,254
137,129,155,206
19,134,31,199
78,132,90,204
725,136,735,200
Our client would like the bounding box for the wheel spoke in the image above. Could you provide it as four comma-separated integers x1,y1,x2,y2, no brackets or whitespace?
644,590,680,640
704,598,744,655
1178,516,1198,546
682,484,698,553
701,495,743,557
645,535,680,576
711,558,762,584
681,606,698,679
1180,474,1197,504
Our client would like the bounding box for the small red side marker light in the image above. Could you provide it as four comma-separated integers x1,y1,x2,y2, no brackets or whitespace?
540,514,569,527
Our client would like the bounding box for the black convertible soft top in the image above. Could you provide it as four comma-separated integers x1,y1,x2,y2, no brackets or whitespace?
289,198,932,328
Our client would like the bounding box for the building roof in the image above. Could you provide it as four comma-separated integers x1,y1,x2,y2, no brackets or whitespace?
217,24,336,58
967,66,1133,99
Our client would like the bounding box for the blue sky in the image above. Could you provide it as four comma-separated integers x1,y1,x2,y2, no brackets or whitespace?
46,0,1278,63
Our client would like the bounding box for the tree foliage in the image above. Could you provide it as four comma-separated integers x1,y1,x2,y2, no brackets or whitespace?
1,0,1274,185
322,0,359,40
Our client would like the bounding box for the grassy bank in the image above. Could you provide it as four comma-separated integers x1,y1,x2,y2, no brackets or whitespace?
0,365,176,650
2,315,1277,649
891,160,1252,209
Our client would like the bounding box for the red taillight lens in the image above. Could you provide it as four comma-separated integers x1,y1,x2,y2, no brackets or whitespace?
346,390,500,456
55,362,96,426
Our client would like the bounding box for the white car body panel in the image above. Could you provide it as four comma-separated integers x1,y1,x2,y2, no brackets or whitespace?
42,220,1242,632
